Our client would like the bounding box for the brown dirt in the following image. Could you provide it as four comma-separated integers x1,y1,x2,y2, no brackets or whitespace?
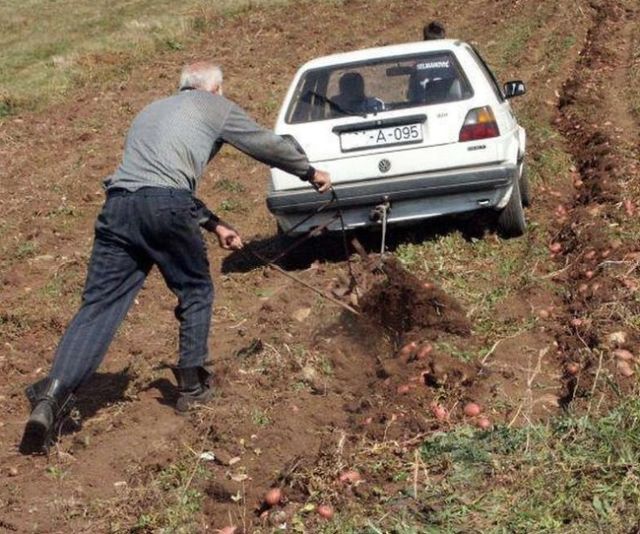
359,256,471,340
0,0,638,531
552,0,640,409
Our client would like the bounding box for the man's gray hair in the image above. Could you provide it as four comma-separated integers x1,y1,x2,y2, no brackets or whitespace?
179,62,223,91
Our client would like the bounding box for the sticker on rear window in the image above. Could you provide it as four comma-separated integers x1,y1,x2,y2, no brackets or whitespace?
416,60,450,70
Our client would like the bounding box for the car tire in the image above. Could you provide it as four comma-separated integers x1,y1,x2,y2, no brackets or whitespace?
497,178,526,238
519,161,531,208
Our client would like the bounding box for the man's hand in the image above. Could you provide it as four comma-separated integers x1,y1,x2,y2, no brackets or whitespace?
310,169,332,193
214,223,243,250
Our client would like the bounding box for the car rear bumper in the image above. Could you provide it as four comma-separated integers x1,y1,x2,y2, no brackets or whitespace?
267,163,517,234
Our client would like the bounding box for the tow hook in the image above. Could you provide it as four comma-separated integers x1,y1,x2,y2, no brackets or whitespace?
369,197,391,265
369,197,391,223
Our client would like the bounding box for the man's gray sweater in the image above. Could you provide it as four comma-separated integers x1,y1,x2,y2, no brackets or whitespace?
104,90,312,192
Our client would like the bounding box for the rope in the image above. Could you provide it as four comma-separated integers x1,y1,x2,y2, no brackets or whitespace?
240,247,360,316
331,188,357,284
236,185,361,314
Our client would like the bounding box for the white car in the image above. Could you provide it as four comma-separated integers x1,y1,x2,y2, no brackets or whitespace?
267,39,528,238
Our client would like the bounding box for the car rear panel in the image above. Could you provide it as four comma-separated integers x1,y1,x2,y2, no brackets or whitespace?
281,103,463,153
269,162,516,233
271,128,502,191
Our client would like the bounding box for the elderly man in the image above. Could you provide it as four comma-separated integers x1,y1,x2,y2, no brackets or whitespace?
20,62,331,454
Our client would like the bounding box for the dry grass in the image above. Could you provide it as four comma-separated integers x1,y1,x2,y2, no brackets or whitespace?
0,0,294,118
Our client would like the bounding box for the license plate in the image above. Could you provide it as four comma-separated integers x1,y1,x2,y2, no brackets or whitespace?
340,123,423,151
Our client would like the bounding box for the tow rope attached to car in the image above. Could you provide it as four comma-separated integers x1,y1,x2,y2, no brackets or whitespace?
239,186,361,316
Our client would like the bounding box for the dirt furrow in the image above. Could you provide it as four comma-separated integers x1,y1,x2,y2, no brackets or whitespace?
553,0,640,408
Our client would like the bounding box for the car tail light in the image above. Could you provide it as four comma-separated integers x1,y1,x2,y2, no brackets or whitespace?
459,106,500,142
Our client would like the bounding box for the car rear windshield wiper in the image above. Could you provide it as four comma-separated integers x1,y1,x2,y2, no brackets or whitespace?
302,90,367,118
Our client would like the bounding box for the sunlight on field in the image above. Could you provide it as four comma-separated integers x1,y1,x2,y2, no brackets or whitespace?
0,0,291,117
2,0,639,531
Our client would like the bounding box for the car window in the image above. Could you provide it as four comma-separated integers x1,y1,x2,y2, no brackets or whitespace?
466,45,505,102
286,51,473,124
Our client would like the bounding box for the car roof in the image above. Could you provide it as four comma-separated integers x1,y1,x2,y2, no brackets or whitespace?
298,39,469,70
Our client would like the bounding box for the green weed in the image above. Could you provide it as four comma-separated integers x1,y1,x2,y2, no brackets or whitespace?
0,96,16,118
14,240,37,259
162,37,183,51
146,460,207,532
0,312,30,341
395,242,422,267
41,278,63,299
251,408,271,426
319,355,334,376
46,465,67,480
255,288,274,298
218,199,241,212
544,34,577,75
214,178,246,194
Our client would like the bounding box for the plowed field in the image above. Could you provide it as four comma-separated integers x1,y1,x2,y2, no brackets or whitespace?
1,0,639,532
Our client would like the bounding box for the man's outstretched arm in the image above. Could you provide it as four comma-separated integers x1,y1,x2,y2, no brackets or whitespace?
220,104,331,192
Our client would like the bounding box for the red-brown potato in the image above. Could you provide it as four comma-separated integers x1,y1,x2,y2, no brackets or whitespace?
617,360,635,377
624,199,635,216
264,488,283,506
398,341,417,359
317,504,334,519
430,403,449,421
463,402,482,417
566,362,580,375
476,417,492,430
614,349,634,361
416,343,433,360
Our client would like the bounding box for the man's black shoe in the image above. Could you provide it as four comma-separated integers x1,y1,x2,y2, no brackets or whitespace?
19,378,75,455
171,366,213,413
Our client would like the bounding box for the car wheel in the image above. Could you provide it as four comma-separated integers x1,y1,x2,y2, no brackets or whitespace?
497,178,526,238
519,161,531,207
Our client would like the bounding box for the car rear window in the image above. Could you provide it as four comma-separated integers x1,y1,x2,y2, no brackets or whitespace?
285,51,473,124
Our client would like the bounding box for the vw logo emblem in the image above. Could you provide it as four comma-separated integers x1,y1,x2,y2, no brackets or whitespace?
378,158,391,173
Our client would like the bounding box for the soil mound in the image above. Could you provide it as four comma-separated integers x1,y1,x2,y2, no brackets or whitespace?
359,257,471,340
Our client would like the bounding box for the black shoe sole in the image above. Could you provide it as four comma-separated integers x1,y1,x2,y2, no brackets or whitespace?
19,420,49,455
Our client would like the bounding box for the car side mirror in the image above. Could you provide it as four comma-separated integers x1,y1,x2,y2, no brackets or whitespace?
503,80,526,99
